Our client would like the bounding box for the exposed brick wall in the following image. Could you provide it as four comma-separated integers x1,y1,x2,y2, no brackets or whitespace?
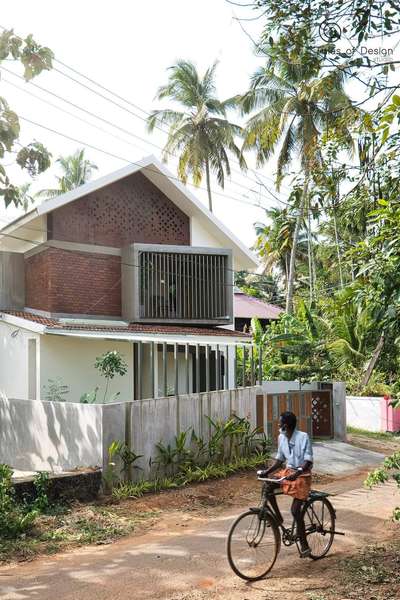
48,171,190,247
25,248,121,316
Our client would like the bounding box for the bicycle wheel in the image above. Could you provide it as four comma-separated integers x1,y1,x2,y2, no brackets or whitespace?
302,497,335,559
226,510,280,581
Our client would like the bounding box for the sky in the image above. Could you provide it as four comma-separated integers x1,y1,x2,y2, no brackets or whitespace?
1,1,399,249
1,0,288,248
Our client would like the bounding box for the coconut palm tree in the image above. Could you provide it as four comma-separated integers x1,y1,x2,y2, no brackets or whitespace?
37,149,97,199
253,205,308,296
240,59,357,312
147,60,246,212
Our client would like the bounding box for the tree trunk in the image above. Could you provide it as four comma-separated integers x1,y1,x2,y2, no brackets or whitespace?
286,180,307,314
205,159,213,212
361,332,385,389
333,210,344,289
307,207,314,304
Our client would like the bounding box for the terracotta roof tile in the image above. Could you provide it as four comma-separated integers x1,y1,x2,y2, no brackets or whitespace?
3,311,250,338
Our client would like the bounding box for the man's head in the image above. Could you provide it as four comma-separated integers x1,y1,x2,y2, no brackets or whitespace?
279,411,297,437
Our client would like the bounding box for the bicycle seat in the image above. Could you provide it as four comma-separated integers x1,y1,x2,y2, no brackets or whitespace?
309,490,331,498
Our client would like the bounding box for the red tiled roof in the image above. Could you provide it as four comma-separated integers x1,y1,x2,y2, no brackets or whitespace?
234,291,283,320
3,311,250,338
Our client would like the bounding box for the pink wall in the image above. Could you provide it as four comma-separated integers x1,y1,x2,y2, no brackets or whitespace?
381,396,400,432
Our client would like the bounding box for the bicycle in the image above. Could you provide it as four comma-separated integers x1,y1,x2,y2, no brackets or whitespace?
226,473,344,581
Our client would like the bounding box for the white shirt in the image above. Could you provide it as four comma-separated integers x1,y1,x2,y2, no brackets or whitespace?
275,429,313,469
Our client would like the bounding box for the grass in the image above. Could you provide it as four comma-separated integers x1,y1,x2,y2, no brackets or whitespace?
0,504,157,565
339,541,400,599
347,426,400,441
112,453,269,501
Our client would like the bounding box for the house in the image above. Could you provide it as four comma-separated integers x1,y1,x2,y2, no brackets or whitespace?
0,155,259,402
234,288,283,332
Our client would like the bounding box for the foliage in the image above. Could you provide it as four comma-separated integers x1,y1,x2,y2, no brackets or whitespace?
112,452,269,502
147,60,246,211
80,350,128,404
80,387,99,404
43,378,69,402
0,464,38,538
0,30,53,207
365,451,400,520
37,148,98,199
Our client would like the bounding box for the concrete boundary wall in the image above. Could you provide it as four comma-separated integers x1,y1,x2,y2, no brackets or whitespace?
346,396,381,432
0,397,104,471
0,387,257,474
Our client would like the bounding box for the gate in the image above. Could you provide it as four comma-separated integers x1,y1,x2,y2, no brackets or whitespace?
257,391,313,444
311,390,333,437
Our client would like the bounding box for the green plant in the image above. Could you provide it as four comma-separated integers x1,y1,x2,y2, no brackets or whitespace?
80,387,99,404
43,378,69,402
95,351,128,403
0,464,38,538
32,471,50,512
365,451,400,520
103,441,122,494
114,442,143,482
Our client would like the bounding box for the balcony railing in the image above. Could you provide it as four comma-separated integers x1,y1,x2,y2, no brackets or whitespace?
122,244,233,324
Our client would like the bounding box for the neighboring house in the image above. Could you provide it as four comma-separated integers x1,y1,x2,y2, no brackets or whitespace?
0,155,258,402
234,288,283,332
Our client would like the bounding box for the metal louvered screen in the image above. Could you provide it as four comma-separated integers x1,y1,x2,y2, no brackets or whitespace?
139,250,228,321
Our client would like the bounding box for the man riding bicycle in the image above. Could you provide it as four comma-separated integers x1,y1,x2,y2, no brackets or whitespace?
258,411,313,557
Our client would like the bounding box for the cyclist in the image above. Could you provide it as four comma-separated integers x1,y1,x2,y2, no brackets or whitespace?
258,411,313,557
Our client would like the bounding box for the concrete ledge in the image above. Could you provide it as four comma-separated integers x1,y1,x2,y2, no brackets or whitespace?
13,469,102,503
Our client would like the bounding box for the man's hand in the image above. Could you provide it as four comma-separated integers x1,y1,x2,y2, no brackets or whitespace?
257,469,272,478
285,470,300,481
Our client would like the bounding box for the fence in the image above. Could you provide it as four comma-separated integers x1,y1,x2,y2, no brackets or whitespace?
0,387,257,476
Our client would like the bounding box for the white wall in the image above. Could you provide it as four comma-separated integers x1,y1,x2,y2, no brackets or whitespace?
40,335,134,403
0,397,104,471
190,217,247,271
346,396,382,432
0,321,40,400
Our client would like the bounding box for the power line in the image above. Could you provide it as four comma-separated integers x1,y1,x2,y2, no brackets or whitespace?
0,24,292,197
2,65,287,210
18,114,270,211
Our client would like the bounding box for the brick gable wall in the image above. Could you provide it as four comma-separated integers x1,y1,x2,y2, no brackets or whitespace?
48,172,190,247
25,248,121,316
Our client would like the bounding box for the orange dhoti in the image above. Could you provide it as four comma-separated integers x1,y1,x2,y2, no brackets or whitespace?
275,468,312,500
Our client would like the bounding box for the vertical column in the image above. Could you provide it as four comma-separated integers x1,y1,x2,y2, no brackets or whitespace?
162,342,167,397
196,344,200,393
242,344,246,388
258,345,263,386
149,341,155,399
137,341,143,400
250,345,255,386
205,344,210,392
224,344,229,390
215,344,220,390
174,343,179,396
185,343,190,394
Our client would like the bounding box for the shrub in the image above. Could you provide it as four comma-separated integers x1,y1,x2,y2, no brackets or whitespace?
0,464,38,538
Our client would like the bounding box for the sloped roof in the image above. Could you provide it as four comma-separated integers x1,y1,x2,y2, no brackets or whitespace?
2,311,251,342
0,155,258,270
234,291,283,320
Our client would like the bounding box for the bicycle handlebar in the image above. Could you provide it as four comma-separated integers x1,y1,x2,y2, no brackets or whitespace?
257,475,288,482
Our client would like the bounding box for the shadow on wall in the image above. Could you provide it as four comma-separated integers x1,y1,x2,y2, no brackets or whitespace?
0,397,103,472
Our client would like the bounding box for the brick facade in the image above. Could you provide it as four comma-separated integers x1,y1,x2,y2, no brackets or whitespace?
25,248,121,316
48,172,190,247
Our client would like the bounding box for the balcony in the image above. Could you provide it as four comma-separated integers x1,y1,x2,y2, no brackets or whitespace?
122,244,233,325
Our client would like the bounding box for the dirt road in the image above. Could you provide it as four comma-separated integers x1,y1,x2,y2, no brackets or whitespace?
0,470,398,600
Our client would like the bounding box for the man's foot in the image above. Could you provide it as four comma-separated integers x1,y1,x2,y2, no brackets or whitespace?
299,547,311,558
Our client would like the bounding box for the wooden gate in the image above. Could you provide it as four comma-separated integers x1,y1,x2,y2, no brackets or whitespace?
256,391,313,444
311,390,333,437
